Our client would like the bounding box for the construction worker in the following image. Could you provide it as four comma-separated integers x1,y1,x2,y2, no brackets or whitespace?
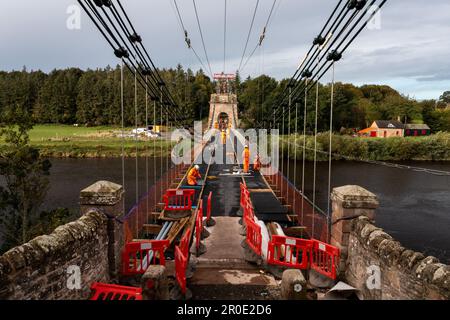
187,165,202,186
253,154,261,172
221,129,227,145
242,145,250,173
214,121,219,129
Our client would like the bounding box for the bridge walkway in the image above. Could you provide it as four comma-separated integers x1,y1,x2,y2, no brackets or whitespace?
188,132,281,299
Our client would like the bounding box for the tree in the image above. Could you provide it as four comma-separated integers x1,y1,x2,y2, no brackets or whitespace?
0,106,51,251
439,91,450,105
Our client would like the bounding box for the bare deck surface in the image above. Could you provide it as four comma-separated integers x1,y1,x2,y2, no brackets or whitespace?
189,217,280,299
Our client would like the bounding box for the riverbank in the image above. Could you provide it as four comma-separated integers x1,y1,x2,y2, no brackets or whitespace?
0,125,175,158
281,132,450,161
2,125,449,160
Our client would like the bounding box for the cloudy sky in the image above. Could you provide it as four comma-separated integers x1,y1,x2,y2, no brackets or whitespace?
1,0,449,100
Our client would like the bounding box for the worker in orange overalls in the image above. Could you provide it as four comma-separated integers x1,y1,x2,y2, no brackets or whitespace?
242,145,250,173
253,154,261,172
187,165,202,186
221,129,227,145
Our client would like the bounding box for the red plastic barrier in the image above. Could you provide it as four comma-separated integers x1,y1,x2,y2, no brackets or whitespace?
245,216,262,256
122,240,169,275
163,189,195,211
180,229,191,256
310,239,340,280
206,192,212,222
243,199,255,221
195,200,203,251
175,246,188,294
267,235,312,269
90,282,142,300
175,229,191,295
240,183,250,209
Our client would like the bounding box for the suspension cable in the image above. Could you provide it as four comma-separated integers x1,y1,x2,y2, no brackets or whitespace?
238,0,260,71
240,0,278,73
312,53,321,238
270,0,382,123
327,62,335,243
172,0,210,74
120,59,126,216
286,86,292,205
134,69,139,235
293,99,299,216
192,0,214,77
301,79,309,227
145,75,149,224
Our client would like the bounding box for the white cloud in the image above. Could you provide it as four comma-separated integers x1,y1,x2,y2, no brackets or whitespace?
1,0,449,99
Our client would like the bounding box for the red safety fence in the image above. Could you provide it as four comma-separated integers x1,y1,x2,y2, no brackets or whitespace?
267,235,312,270
163,189,195,211
123,162,187,241
206,192,212,222
175,246,188,295
90,282,142,300
245,216,262,256
180,229,191,256
310,239,340,280
122,240,170,276
265,171,329,242
195,200,203,251
240,183,250,209
175,229,191,294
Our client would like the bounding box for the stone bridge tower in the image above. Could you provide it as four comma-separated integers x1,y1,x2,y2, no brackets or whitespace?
208,73,239,130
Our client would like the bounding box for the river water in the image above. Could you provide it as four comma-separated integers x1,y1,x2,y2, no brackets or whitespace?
3,158,450,263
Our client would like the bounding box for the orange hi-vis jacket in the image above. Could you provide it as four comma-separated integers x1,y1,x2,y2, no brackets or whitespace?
221,131,227,144
243,148,250,173
187,167,201,186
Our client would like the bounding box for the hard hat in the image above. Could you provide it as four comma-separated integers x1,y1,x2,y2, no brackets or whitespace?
244,145,249,148
194,165,200,170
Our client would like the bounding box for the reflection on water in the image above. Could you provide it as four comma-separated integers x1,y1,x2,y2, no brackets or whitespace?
42,157,171,215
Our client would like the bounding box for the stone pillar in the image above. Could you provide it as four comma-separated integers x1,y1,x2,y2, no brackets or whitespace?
281,269,308,300
80,180,124,281
330,185,379,273
141,265,169,300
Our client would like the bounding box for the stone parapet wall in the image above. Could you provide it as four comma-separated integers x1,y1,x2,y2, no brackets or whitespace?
0,210,110,300
331,185,449,300
346,216,449,300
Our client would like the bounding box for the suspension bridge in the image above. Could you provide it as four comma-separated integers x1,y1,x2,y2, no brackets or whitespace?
63,0,450,301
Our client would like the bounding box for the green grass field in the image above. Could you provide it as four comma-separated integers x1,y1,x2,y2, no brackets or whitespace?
2,125,175,158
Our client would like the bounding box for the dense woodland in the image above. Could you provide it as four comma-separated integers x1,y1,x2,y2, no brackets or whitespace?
1,65,449,132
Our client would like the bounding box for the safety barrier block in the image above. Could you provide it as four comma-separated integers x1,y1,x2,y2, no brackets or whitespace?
245,216,262,256
310,239,340,280
90,282,142,300
122,240,169,276
195,200,204,252
206,192,212,222
267,235,312,270
180,229,191,257
175,246,188,295
163,189,195,211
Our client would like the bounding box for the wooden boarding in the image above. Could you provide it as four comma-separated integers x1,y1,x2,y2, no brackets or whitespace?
248,189,273,193
142,224,163,235
283,226,307,238
166,217,190,245
159,209,193,221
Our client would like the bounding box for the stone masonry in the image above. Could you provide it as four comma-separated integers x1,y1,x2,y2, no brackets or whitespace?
331,185,449,300
0,180,124,300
